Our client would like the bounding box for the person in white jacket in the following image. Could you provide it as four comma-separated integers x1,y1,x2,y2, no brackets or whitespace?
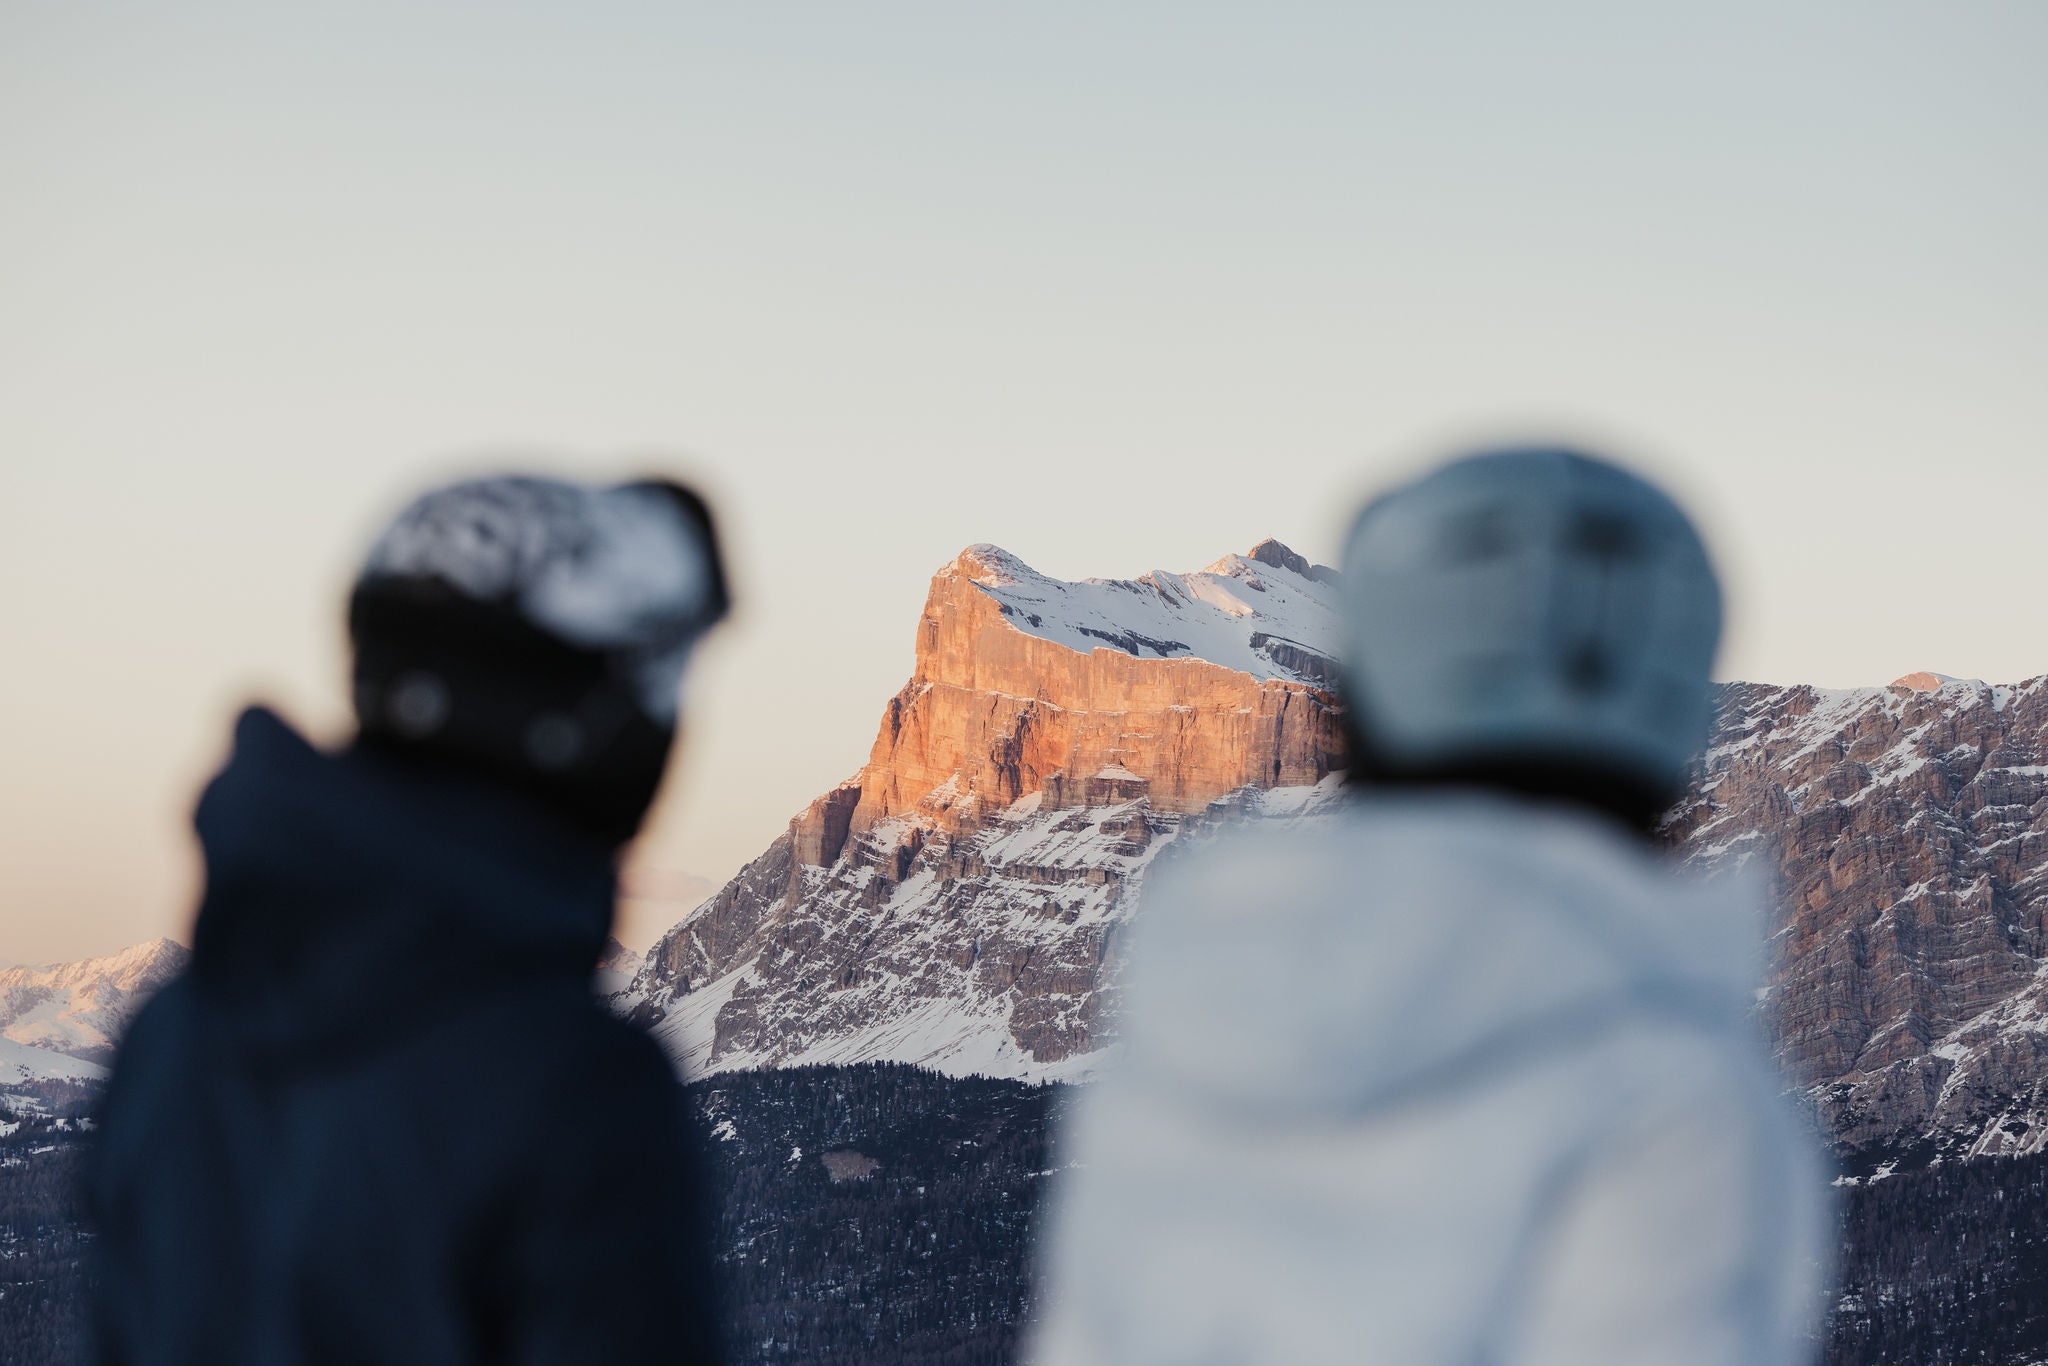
1029,446,1832,1366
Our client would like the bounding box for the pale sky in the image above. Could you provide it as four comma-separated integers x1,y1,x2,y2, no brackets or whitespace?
3,2,2043,964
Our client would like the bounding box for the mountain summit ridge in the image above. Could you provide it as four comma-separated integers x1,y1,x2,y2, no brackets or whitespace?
0,936,188,1071
935,538,1341,687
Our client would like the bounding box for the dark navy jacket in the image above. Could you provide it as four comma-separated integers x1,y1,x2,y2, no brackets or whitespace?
88,708,724,1366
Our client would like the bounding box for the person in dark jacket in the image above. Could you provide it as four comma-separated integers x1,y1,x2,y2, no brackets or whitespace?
88,474,733,1366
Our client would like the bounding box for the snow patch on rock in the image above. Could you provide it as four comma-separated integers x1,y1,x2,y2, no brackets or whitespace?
941,541,1341,687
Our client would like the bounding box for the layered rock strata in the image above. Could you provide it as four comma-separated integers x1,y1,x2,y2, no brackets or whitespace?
1668,673,2048,1165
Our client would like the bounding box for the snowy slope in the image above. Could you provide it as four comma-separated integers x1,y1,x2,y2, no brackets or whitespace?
641,777,1350,1083
958,539,1341,686
0,938,189,1065
0,1036,106,1085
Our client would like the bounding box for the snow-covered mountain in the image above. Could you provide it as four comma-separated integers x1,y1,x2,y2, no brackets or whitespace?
614,540,1350,1080
959,538,1341,688
618,535,2048,1167
0,937,187,1070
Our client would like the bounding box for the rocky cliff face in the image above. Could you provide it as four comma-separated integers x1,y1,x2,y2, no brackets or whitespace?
1667,673,2048,1167
619,541,1348,1078
825,539,1344,844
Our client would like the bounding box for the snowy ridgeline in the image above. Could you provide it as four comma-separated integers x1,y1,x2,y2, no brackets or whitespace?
0,939,190,1088
953,540,1342,685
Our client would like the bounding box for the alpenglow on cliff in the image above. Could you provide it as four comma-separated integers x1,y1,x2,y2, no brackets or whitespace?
612,540,1350,1079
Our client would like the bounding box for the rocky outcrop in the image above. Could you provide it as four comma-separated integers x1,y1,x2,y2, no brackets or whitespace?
839,545,1343,833
621,543,1347,1078
1667,674,2048,1166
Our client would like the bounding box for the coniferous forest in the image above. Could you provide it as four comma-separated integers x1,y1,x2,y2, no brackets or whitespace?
7,1063,2048,1365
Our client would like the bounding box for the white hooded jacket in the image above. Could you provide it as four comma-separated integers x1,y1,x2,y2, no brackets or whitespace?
1029,791,1831,1366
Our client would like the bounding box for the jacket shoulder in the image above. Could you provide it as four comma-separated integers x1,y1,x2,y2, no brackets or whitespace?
98,975,201,1113
110,973,197,1053
496,995,684,1118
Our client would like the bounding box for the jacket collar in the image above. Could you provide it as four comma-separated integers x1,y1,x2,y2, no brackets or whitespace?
189,708,618,1066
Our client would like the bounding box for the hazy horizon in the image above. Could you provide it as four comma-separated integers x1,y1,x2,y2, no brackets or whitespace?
5,2,2044,964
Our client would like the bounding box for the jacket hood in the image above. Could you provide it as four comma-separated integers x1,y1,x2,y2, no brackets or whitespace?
1121,789,1767,1119
188,707,619,1068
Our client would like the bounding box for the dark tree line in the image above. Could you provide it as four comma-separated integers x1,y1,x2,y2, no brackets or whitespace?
694,1064,1068,1365
7,1065,2048,1364
1825,1153,2048,1363
0,1114,93,1366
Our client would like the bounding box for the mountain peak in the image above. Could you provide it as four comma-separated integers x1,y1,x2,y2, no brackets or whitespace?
940,543,1038,589
1892,671,1985,693
1198,539,1341,588
0,937,189,1067
1243,538,1339,584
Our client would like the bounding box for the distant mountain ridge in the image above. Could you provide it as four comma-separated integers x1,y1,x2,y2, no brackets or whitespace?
0,938,188,1080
